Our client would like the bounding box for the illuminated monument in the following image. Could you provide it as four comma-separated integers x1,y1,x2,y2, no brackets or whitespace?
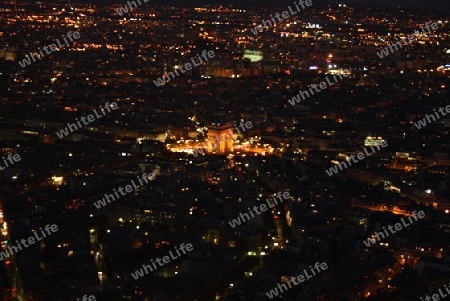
207,124,234,154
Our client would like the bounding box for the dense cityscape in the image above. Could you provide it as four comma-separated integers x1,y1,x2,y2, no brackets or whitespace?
0,0,450,300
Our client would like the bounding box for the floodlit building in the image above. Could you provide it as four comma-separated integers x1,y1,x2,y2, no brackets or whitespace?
207,123,233,154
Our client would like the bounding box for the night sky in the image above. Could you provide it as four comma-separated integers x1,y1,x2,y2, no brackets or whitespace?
250,0,448,6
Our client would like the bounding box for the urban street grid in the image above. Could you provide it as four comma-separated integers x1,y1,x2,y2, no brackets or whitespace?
0,0,449,300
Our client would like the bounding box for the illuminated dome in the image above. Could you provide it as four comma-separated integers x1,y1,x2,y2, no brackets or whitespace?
243,49,263,62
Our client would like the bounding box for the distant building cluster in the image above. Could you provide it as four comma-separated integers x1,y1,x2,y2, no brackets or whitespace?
0,1,449,300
